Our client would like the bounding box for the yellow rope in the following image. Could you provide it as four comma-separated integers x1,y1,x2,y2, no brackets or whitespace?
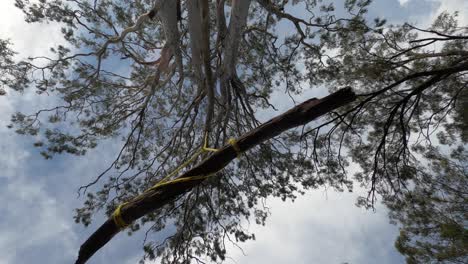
202,132,219,152
112,202,129,229
228,138,242,157
148,148,204,191
112,134,242,230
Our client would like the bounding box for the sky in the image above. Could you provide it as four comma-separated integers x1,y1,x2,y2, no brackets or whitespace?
0,0,466,264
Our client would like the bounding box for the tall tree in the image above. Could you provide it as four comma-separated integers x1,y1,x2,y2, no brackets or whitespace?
6,0,467,263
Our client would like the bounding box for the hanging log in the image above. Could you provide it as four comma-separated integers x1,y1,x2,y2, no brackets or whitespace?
75,87,356,264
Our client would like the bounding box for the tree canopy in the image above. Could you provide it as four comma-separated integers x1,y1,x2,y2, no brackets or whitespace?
4,0,467,263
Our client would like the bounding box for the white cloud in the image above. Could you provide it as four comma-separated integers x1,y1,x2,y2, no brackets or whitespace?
0,1,79,263
0,175,78,263
0,0,64,58
0,97,78,263
402,0,468,27
227,187,403,264
429,0,468,25
0,88,78,264
398,0,411,6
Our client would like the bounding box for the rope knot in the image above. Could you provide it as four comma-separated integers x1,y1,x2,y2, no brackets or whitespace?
228,138,242,158
112,202,129,230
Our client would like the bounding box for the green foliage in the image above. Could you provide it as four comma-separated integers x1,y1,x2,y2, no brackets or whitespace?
386,147,468,263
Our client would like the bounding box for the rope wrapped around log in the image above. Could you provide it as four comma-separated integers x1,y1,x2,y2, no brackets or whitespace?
75,87,356,264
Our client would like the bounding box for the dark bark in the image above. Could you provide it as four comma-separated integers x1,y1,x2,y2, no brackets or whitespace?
75,87,356,264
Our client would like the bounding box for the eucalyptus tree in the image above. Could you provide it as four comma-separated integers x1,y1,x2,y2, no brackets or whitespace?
6,0,468,263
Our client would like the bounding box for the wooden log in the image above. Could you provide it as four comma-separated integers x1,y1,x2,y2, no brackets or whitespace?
75,87,356,264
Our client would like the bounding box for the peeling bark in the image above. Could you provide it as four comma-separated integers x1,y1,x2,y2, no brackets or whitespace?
200,0,216,136
220,0,251,116
216,0,228,106
223,0,251,78
158,0,184,81
187,0,204,88
215,0,228,46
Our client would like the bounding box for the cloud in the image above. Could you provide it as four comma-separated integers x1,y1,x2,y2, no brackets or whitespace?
0,1,79,263
0,0,64,58
429,0,468,25
0,174,78,263
0,93,78,264
0,71,78,264
398,0,411,6
226,187,403,264
392,0,467,27
0,90,140,264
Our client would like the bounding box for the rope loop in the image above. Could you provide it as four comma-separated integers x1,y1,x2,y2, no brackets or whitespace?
228,138,242,158
112,202,129,230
